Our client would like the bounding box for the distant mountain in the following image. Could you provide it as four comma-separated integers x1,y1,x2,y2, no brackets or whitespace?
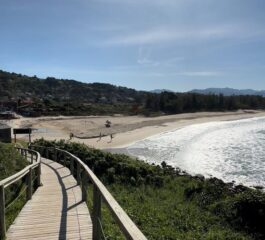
190,88,265,97
150,89,174,94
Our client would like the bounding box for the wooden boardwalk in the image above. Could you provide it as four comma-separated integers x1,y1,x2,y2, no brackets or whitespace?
6,158,93,240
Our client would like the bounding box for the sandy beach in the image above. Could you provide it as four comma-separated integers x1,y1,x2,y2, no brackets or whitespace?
4,110,265,149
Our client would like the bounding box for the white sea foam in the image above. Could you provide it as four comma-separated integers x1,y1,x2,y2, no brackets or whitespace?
127,117,265,187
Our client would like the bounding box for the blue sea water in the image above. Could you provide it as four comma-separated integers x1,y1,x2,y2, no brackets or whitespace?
126,117,265,187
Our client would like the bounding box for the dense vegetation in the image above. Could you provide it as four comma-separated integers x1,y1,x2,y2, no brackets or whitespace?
33,139,265,240
0,143,28,181
0,70,145,116
0,143,29,230
146,91,265,114
1,69,265,116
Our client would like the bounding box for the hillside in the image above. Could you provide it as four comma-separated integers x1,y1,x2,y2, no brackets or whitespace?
0,70,147,103
1,69,265,116
0,70,148,116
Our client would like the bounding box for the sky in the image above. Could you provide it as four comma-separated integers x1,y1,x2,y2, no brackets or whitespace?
0,0,265,92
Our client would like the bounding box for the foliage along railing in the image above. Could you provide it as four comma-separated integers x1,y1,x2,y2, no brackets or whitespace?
31,145,147,240
0,147,41,240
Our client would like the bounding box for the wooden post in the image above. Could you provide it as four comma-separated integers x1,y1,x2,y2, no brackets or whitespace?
57,150,59,163
70,157,74,175
60,152,64,165
81,172,87,202
0,185,6,240
54,148,57,162
31,152,34,164
93,185,101,240
63,155,67,167
27,168,33,200
77,163,81,185
37,163,41,186
46,148,49,159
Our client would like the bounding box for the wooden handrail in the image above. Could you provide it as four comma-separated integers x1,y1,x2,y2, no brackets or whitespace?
0,147,41,240
32,145,147,240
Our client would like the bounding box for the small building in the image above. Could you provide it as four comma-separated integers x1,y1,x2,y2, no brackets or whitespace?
0,124,12,143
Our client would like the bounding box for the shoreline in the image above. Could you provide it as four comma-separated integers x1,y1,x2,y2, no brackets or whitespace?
75,110,265,149
5,110,265,149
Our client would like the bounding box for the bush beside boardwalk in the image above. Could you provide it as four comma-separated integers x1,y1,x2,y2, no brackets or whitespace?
0,143,28,181
0,143,29,229
34,139,265,240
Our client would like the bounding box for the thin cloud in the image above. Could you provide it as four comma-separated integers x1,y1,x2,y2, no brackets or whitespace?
91,0,180,6
137,46,160,66
100,26,228,46
99,24,265,46
178,71,222,77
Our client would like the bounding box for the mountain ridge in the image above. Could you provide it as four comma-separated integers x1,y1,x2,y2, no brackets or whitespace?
190,87,265,96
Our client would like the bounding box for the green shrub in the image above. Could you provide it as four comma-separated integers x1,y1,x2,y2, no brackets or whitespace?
0,143,29,231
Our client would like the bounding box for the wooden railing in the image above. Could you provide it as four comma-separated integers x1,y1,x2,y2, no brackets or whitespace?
0,147,41,239
31,145,147,240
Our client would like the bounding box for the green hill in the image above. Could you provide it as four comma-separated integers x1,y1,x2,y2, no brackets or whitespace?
0,70,147,116
1,69,265,116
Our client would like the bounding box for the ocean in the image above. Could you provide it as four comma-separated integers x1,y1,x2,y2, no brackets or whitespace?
125,117,265,188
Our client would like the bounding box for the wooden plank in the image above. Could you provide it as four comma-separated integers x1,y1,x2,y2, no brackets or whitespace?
13,128,32,135
26,167,32,200
6,158,93,240
93,186,102,240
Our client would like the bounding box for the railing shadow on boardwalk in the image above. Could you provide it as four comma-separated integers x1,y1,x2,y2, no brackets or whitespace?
42,160,68,240
43,160,85,239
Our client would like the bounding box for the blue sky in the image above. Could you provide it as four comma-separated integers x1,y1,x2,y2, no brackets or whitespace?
0,0,265,91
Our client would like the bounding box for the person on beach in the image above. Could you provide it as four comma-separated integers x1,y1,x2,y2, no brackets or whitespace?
107,134,114,143
69,132,74,140
110,134,114,141
97,132,102,142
